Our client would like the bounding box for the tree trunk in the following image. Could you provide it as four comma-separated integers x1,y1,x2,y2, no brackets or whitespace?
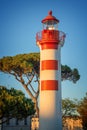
33,98,39,117
22,84,39,117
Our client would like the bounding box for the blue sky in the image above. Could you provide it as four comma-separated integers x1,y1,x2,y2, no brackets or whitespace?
0,0,87,100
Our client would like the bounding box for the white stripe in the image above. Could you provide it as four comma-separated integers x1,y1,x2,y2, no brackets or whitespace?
40,70,59,80
40,91,58,117
41,49,58,61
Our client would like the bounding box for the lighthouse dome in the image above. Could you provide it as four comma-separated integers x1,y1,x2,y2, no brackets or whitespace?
41,10,59,24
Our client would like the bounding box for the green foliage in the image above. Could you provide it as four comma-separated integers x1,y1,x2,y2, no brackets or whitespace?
0,53,40,75
62,98,80,127
61,65,80,83
62,94,87,129
0,53,80,83
77,93,87,130
0,86,35,124
62,98,77,117
0,53,80,116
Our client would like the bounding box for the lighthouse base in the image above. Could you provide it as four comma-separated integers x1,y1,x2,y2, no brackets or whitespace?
39,91,62,130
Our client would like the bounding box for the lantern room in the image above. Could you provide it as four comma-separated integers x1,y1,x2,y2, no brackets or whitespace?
41,10,59,30
36,11,66,47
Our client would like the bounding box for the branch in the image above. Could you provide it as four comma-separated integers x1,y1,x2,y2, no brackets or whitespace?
35,82,40,99
9,72,21,82
29,83,37,95
26,71,35,86
9,71,36,103
22,84,36,102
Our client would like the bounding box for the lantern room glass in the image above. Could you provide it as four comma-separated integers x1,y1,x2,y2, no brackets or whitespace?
42,20,58,30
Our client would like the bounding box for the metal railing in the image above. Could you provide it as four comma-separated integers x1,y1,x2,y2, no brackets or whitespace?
36,30,66,46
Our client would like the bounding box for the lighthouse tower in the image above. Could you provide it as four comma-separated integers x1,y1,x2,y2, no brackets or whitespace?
36,11,65,130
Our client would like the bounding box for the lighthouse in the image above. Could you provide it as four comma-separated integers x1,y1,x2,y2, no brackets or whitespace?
36,11,65,130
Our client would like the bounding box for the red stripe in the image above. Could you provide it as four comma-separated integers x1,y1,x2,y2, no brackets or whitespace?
41,60,58,70
41,80,58,90
41,43,58,50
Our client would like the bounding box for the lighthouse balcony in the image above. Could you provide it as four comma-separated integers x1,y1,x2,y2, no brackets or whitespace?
36,30,66,46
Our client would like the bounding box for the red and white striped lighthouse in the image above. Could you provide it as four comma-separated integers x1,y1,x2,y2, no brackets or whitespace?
36,11,65,130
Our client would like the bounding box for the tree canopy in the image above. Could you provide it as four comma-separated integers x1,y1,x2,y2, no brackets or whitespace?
0,86,35,124
62,98,77,117
61,65,80,83
62,94,87,129
0,53,80,83
0,53,80,116
77,93,87,130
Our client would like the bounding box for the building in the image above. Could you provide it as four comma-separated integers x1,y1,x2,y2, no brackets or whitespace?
1,116,83,130
1,117,31,130
63,116,83,130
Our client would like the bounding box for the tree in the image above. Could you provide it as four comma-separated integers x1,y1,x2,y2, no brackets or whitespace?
61,65,80,83
0,53,80,116
0,86,35,124
62,98,80,127
77,93,87,130
62,98,77,117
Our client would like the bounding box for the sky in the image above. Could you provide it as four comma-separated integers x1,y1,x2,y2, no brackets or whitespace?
0,0,87,100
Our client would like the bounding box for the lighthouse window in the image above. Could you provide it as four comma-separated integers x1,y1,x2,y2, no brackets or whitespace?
48,25,55,30
43,21,58,30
